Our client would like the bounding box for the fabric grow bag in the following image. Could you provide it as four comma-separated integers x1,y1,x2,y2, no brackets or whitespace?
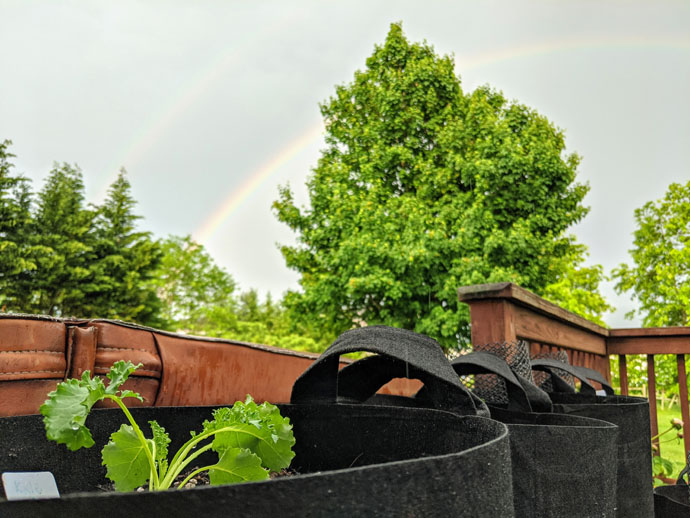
0,403,511,518
451,353,619,518
654,485,690,517
329,331,618,518
653,456,690,518
532,358,654,518
291,326,516,517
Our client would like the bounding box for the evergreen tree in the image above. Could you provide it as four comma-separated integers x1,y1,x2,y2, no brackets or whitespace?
20,163,96,316
88,169,162,325
0,140,35,310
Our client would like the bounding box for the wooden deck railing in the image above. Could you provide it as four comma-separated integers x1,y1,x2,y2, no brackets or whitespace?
458,282,690,459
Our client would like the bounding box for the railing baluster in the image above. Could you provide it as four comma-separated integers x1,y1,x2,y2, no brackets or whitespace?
529,341,540,358
676,354,690,456
648,354,660,455
619,355,628,396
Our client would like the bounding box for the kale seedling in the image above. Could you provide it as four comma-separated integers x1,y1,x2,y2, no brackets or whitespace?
40,361,295,492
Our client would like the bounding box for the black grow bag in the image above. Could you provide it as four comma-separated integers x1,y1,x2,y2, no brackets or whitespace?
654,484,690,517
452,353,619,518
0,403,511,517
654,456,690,517
333,333,619,518
291,326,517,517
532,358,654,518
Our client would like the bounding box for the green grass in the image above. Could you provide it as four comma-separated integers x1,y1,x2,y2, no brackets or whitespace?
655,403,687,481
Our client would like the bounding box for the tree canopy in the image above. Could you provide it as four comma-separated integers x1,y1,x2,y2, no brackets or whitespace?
152,234,239,333
88,169,162,324
0,140,318,350
0,159,163,323
274,23,608,349
0,139,36,310
150,236,321,351
613,180,690,326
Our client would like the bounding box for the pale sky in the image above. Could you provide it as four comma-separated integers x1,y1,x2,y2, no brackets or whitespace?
1,0,689,327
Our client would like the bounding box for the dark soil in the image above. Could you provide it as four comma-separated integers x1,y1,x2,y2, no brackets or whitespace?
98,467,297,492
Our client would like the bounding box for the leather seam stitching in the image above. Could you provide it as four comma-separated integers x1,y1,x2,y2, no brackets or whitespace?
94,367,160,376
98,346,156,354
0,350,64,354
0,370,65,375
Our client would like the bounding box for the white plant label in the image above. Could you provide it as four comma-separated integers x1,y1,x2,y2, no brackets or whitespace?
2,472,60,500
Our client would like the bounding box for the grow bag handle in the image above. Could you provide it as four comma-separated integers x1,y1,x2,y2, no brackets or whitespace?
571,365,615,395
290,326,489,417
531,358,614,395
450,352,553,413
677,452,690,485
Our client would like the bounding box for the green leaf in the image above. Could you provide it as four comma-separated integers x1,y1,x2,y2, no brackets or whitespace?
40,372,106,451
149,420,170,478
205,396,295,472
652,455,675,477
208,448,269,485
120,389,144,403
102,424,151,492
105,361,142,395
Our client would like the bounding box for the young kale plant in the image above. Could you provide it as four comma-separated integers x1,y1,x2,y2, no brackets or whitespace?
40,361,295,492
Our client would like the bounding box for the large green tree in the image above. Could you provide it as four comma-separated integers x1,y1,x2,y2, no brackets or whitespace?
274,23,608,350
613,180,690,326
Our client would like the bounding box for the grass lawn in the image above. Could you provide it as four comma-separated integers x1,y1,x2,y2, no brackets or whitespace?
655,403,687,481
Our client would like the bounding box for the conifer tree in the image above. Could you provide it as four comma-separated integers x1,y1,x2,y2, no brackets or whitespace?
22,163,95,316
89,169,162,325
0,140,37,310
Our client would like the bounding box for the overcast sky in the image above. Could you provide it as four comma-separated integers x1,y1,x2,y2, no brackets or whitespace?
1,0,689,327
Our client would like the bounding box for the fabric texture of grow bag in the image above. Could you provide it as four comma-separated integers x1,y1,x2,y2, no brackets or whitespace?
453,353,619,518
654,485,690,517
290,326,517,517
333,335,618,518
291,325,491,416
0,403,512,517
654,459,689,518
532,358,654,518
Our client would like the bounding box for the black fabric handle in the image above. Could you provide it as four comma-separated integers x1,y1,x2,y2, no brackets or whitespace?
336,355,427,403
290,325,488,416
336,354,474,412
571,365,615,395
677,452,690,485
451,352,552,413
515,375,555,412
531,358,598,394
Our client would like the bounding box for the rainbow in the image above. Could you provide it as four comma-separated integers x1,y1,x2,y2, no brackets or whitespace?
454,34,689,71
100,30,689,241
193,121,324,243
193,35,689,242
96,13,300,200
